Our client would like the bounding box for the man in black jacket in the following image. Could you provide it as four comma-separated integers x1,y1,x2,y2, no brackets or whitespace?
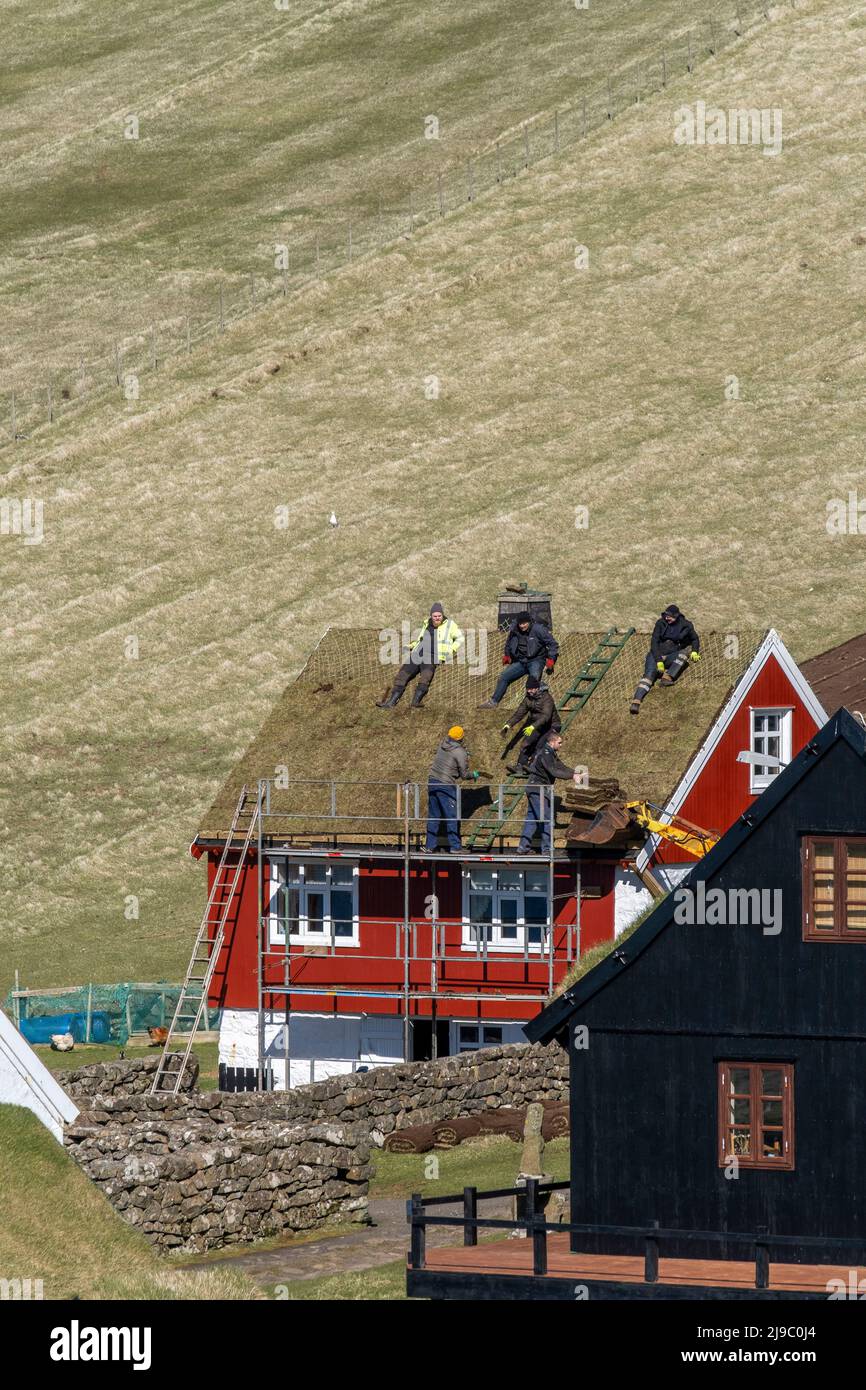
478,612,558,708
630,604,701,715
499,678,561,774
517,732,580,854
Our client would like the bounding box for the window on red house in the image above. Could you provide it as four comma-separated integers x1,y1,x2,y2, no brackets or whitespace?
267,860,358,945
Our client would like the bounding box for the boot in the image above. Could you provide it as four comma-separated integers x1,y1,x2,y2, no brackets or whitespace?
410,688,428,708
477,698,499,709
659,673,674,687
376,688,403,708
629,700,641,716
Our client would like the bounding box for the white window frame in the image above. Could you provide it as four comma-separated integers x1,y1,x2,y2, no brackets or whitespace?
454,1023,505,1053
749,707,793,792
461,865,550,953
267,859,360,947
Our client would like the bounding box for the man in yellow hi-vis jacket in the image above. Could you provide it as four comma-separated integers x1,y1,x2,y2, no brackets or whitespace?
377,603,465,708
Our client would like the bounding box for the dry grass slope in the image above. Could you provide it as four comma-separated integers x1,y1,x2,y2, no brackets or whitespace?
2,0,865,993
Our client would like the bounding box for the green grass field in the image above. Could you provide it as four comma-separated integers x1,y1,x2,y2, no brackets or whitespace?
0,1105,260,1299
3,0,865,996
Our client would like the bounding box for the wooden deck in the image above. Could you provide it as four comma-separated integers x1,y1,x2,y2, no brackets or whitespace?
408,1234,865,1300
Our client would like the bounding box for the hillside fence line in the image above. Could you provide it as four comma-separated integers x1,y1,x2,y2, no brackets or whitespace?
1,1,787,455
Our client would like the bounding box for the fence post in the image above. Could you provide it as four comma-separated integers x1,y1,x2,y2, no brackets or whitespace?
466,159,474,202
755,1227,769,1289
408,1194,426,1268
687,32,694,72
463,1186,478,1246
526,1178,548,1275
607,76,614,118
644,1219,659,1282
661,50,667,86
709,18,717,53
85,982,93,1043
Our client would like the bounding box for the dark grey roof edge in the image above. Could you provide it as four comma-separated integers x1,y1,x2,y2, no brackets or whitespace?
524,707,865,1046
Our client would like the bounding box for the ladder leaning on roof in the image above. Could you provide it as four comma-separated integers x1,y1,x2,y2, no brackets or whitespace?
464,627,635,851
150,786,259,1096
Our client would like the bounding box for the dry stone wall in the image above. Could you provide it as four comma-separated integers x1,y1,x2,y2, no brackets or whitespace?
62,1043,566,1253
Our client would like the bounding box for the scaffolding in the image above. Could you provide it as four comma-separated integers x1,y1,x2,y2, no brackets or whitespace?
250,776,588,1089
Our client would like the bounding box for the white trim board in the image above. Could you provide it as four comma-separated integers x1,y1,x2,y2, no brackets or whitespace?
0,1008,79,1142
636,630,828,872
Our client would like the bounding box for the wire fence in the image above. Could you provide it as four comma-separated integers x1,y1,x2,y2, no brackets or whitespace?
0,1,782,454
7,980,220,1045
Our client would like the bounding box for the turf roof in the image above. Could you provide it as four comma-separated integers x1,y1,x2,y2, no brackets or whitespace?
197,626,766,848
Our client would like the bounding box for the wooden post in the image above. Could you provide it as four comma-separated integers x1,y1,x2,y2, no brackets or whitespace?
755,1228,769,1289
437,172,444,215
13,970,20,1030
687,32,693,72
661,50,667,86
708,18,716,54
644,1220,659,1282
526,1179,548,1275
607,76,614,118
408,1194,426,1269
463,1186,478,1246
85,982,93,1043
219,287,225,332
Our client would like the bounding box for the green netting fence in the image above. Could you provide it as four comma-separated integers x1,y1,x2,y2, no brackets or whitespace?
5,982,220,1046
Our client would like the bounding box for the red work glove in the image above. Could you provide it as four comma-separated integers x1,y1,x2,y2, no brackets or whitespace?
502,654,511,665
545,658,555,670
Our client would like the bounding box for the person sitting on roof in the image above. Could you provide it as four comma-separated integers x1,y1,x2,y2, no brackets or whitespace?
426,726,480,852
499,676,561,775
629,604,701,715
377,602,464,709
517,732,582,855
478,611,558,708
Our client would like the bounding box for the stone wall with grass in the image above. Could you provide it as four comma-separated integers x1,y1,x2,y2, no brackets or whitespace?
58,1055,196,1100
61,1042,565,1252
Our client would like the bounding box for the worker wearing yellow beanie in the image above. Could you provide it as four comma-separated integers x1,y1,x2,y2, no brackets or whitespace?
427,726,479,851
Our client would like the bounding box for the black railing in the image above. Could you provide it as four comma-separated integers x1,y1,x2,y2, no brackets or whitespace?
407,1181,866,1289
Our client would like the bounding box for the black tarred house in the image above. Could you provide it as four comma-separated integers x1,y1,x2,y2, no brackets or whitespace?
407,708,866,1298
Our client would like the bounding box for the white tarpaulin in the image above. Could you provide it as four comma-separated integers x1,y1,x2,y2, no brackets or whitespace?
0,1008,79,1142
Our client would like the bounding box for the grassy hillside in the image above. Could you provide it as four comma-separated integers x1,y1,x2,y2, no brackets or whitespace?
3,0,866,993
0,1105,259,1298
1,0,751,391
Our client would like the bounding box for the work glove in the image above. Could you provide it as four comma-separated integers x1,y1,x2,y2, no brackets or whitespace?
471,770,480,781
689,651,701,663
502,654,511,665
545,658,555,670
523,725,535,737
656,661,665,674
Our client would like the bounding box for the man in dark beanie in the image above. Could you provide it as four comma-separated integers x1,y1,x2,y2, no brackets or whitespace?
629,604,701,715
377,602,464,708
499,677,561,774
478,611,558,708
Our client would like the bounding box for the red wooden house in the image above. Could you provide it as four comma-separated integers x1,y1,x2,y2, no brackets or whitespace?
191,622,825,1089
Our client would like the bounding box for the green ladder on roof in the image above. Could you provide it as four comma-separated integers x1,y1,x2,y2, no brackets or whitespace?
464,626,635,851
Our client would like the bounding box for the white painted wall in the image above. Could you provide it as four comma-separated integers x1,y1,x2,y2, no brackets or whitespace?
0,1008,79,1142
219,1008,406,1090
613,864,694,936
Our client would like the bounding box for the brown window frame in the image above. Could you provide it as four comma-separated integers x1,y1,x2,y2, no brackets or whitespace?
717,1062,795,1171
802,835,866,942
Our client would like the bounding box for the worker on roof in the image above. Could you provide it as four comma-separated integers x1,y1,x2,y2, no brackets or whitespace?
377,603,464,709
629,604,701,715
499,677,561,775
426,726,480,852
478,611,558,708
517,731,582,855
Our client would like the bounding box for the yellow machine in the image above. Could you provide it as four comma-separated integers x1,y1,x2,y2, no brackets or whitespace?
569,798,720,897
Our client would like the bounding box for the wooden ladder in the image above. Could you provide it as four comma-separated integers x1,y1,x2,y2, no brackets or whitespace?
465,628,635,850
150,786,259,1096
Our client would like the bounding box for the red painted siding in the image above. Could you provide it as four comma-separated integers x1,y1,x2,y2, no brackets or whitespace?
208,854,618,1023
654,654,820,864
